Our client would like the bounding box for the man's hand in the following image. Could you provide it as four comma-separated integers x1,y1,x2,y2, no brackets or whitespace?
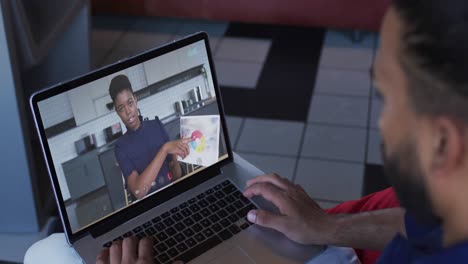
96,237,153,264
163,138,191,159
243,174,338,245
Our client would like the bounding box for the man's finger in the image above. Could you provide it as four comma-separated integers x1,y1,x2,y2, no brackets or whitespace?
247,209,287,233
95,248,109,264
109,240,122,264
246,174,290,191
122,237,137,263
243,182,289,212
138,237,154,261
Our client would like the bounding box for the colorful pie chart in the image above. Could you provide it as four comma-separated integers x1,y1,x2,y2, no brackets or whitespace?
190,130,206,153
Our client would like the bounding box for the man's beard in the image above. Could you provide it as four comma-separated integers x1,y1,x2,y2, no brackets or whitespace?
381,141,442,226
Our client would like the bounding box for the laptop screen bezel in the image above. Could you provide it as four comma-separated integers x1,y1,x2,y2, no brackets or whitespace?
30,32,234,243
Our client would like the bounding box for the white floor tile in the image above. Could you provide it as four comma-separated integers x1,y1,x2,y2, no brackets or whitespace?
320,47,374,71
367,129,383,165
215,60,264,89
314,68,371,97
301,124,367,162
215,37,272,63
237,118,304,156
295,158,364,201
237,152,297,180
308,95,369,127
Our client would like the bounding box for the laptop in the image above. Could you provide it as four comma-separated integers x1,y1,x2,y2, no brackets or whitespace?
30,32,324,263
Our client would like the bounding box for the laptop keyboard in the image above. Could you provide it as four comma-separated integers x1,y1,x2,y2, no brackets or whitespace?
103,180,257,264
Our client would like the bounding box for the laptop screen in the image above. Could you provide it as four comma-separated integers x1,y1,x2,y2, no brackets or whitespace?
36,37,230,233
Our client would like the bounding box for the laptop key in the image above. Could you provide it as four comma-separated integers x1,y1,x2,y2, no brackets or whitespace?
166,238,177,248
152,216,162,223
218,229,232,240
170,207,179,214
203,228,214,237
222,184,236,194
183,228,195,237
189,204,201,212
156,243,168,252
163,218,175,227
174,222,186,231
192,213,202,222
200,208,210,217
176,242,188,252
214,184,223,190
168,248,179,258
188,198,197,204
175,236,222,263
161,212,171,218
220,219,230,228
172,213,183,222
197,199,209,208
156,232,168,241
136,232,145,240
194,233,206,242
133,226,143,233
225,204,236,213
166,227,176,236
225,195,235,203
183,218,194,226
154,222,165,232
211,223,222,233
217,209,228,219
214,191,225,199
143,221,152,228
157,252,170,263
192,223,202,233
205,188,214,195
179,202,188,209
240,223,250,230
216,199,227,208
145,227,156,236
197,193,206,200
208,214,220,223
113,236,123,242
185,237,197,248
200,219,211,227
228,225,241,234
175,233,186,243
228,214,239,223
181,208,192,217
234,201,244,209
123,231,133,238
206,195,216,203
222,180,230,186
208,204,220,213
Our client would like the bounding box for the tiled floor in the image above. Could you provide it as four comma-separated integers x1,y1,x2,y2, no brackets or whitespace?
91,16,385,208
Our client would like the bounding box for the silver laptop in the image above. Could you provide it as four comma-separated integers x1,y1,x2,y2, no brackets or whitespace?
30,32,324,264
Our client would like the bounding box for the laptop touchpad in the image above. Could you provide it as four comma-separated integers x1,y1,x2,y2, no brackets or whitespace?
208,246,255,264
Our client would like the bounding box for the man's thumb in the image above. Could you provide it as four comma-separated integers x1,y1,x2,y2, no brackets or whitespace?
247,209,284,231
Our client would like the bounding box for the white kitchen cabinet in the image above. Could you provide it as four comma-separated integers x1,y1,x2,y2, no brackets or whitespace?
68,82,97,126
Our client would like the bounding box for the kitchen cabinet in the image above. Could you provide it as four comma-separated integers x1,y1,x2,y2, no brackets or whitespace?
62,150,105,200
99,148,127,211
75,188,112,227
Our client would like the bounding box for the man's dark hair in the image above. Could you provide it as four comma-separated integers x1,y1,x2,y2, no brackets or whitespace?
393,0,468,121
109,74,134,102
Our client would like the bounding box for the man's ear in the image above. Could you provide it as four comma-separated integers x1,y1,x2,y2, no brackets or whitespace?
431,117,465,177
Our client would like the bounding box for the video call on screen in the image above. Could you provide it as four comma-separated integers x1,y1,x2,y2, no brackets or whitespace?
38,40,229,232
